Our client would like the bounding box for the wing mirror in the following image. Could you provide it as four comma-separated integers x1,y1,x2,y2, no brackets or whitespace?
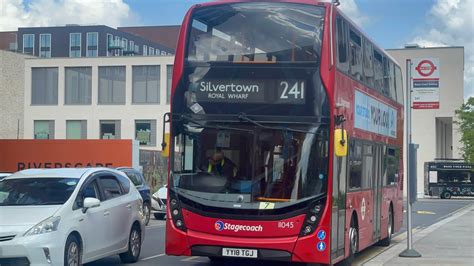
82,197,100,213
334,128,348,157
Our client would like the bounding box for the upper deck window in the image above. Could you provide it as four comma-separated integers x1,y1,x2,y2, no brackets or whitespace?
187,3,325,63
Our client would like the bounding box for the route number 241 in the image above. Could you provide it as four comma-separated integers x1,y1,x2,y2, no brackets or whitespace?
280,81,305,100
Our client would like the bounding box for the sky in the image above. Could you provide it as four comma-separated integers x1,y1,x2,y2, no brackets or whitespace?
0,0,472,99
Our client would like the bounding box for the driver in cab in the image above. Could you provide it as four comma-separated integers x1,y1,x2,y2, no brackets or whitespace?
206,149,238,181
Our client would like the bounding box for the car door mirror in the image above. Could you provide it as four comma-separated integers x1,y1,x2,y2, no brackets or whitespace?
82,197,100,213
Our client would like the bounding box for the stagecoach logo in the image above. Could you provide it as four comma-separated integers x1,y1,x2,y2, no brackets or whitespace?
214,220,264,233
415,59,437,77
215,221,225,231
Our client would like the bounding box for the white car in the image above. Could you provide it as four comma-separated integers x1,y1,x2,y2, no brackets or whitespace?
0,172,12,180
151,185,167,220
0,168,145,265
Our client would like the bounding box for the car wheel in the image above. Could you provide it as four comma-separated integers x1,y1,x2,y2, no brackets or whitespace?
154,213,165,220
143,202,151,226
64,234,81,266
379,207,393,246
120,225,142,263
442,191,452,199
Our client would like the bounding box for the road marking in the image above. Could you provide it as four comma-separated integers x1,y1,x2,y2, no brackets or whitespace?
416,210,436,215
182,256,200,262
141,253,166,261
146,224,166,229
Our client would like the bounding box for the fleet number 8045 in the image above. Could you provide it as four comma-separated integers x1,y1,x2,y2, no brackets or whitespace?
280,81,305,100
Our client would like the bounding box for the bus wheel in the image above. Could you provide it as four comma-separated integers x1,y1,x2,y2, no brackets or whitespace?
442,191,452,199
379,207,393,246
338,218,358,266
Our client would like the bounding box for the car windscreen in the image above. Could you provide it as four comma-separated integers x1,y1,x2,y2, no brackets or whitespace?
0,178,79,206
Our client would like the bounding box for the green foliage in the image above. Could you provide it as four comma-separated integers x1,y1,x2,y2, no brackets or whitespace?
455,97,474,162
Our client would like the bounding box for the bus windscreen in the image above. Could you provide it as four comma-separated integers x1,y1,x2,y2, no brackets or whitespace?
187,2,325,63
171,123,329,212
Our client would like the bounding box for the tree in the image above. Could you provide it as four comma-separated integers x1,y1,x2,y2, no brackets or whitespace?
455,97,474,162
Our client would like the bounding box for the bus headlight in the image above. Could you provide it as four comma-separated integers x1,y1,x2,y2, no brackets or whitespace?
169,191,187,232
299,199,325,236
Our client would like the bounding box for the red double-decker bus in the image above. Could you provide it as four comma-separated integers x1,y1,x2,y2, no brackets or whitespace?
165,0,404,264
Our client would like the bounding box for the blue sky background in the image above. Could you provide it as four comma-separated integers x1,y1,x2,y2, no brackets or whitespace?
125,0,436,50
0,0,471,98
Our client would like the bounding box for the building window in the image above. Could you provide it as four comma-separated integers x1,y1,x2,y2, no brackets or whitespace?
135,120,156,146
114,36,121,56
66,120,87,139
39,34,51,58
155,49,160,56
69,33,81,57
149,47,154,56
34,120,54,139
98,66,126,104
129,40,134,54
166,65,173,104
23,34,34,55
122,38,128,51
107,34,113,56
132,65,160,104
134,45,139,54
65,67,92,105
32,67,58,105
100,120,121,139
86,32,98,57
161,51,167,55
143,45,148,56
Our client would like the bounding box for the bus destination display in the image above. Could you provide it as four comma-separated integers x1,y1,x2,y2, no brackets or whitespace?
193,79,306,104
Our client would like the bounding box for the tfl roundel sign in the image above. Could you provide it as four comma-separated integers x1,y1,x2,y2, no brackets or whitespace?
412,58,439,79
415,59,437,77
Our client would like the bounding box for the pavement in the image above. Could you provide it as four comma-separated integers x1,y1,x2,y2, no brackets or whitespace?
363,202,474,266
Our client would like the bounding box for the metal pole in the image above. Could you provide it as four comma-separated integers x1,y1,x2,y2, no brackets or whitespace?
399,59,421,257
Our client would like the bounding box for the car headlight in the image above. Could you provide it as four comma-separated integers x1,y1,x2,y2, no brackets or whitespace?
24,216,61,236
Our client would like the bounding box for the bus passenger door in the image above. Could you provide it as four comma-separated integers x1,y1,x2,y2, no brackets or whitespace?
331,154,347,260
372,145,383,241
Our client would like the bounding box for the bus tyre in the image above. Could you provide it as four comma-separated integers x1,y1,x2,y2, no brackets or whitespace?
379,208,393,246
441,191,452,199
338,219,358,266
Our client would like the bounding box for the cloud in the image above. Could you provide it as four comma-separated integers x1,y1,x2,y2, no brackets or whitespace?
338,0,369,27
0,0,136,31
411,0,474,100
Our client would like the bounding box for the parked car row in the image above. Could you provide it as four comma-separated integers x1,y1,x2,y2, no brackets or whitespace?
0,168,154,265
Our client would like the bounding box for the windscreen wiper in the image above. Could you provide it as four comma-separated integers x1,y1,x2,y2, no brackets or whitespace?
237,112,319,134
178,114,253,133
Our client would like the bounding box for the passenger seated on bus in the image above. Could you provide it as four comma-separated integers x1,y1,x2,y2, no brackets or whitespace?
205,149,238,181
